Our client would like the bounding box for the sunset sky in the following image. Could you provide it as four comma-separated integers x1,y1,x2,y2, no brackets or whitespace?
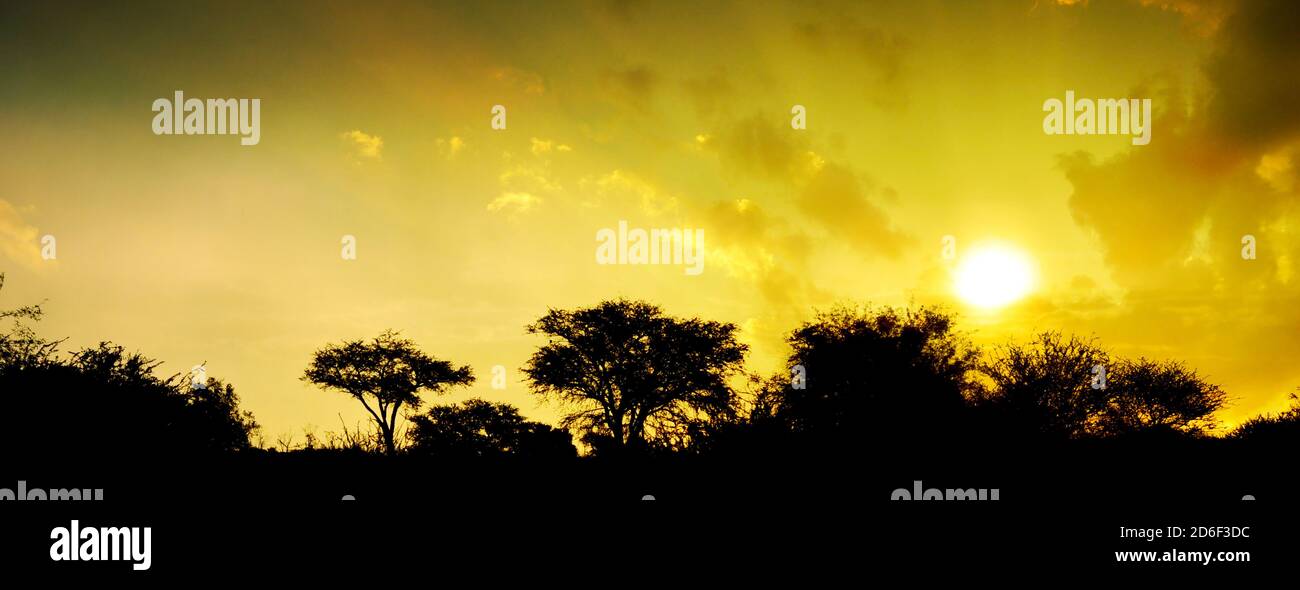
2,0,1297,439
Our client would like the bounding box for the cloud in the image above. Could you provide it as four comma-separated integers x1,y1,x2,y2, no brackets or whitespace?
1061,6,1300,290
704,112,910,259
600,65,660,112
341,130,383,160
0,200,40,269
435,136,464,160
1056,27,1300,420
530,138,570,155
580,169,678,215
1055,0,1234,35
1136,0,1235,35
792,17,909,109
486,192,542,216
494,143,568,214
682,69,734,119
702,197,831,364
489,66,546,95
1255,146,1295,193
797,162,911,260
704,112,819,183
1202,0,1300,149
1061,99,1291,296
704,198,814,283
587,0,651,23
500,162,563,195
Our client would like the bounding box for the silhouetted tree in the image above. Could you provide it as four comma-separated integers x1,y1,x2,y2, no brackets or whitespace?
1099,358,1226,435
764,305,980,443
980,334,1230,440
407,398,576,459
183,376,262,451
680,371,794,456
522,299,746,455
980,332,1109,438
303,330,473,455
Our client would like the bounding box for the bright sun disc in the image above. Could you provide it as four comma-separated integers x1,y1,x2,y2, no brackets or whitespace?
954,246,1035,309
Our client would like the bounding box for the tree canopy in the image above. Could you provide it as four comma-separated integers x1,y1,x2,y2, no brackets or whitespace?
764,305,980,442
407,398,576,459
303,330,474,454
522,299,747,455
979,333,1227,439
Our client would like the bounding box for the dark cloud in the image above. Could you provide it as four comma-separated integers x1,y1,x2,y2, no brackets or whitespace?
1133,0,1235,35
1062,89,1293,292
1203,0,1300,150
702,112,911,260
586,0,650,23
600,65,661,112
798,162,911,260
1063,0,1300,291
702,198,831,355
681,68,734,119
792,17,909,109
1056,2,1300,418
707,112,813,182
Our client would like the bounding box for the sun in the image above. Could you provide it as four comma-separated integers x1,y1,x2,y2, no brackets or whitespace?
954,245,1036,309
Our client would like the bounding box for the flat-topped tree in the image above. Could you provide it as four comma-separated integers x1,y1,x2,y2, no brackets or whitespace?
303,330,473,455
522,299,747,455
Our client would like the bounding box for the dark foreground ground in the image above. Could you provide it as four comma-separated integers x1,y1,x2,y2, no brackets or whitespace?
1,437,1291,579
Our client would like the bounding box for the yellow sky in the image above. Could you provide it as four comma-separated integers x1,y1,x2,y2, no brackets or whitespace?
1,0,1297,439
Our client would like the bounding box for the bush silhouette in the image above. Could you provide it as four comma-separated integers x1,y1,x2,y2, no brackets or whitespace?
0,340,258,462
407,398,576,459
1229,392,1300,444
0,273,259,463
760,305,980,445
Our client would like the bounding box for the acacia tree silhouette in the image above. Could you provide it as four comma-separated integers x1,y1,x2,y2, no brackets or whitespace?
303,330,473,455
1099,358,1226,435
979,333,1228,439
522,299,746,455
979,332,1111,438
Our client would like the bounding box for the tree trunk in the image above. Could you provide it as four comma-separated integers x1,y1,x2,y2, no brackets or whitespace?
610,410,625,448
379,422,396,455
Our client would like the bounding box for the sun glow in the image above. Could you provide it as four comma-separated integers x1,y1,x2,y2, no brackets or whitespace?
954,245,1036,309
